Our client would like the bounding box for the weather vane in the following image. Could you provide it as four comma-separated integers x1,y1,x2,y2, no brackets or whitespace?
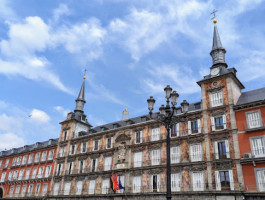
211,9,218,23
83,68,87,79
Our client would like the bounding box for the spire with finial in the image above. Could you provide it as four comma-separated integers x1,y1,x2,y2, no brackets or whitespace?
74,69,87,113
210,10,227,68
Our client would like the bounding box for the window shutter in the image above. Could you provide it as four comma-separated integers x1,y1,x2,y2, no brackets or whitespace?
176,123,180,136
211,117,215,131
257,170,265,191
95,159,98,172
214,141,219,159
215,171,221,191
223,114,227,129
197,119,201,133
89,180,95,194
229,170,234,190
93,140,95,150
157,174,160,192
140,131,143,143
188,121,191,135
134,132,137,144
225,140,230,158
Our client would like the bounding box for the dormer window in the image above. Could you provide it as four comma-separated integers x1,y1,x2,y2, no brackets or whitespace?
81,115,86,122
210,91,223,107
194,103,201,110
113,124,118,129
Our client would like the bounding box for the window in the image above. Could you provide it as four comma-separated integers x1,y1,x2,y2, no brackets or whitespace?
28,154,33,164
13,170,18,180
15,185,20,196
81,142,87,153
192,172,204,191
116,176,125,194
90,158,98,172
151,128,160,141
18,169,24,180
64,182,71,195
0,172,6,182
250,137,265,158
102,179,110,194
133,176,141,193
12,157,17,166
16,156,22,165
35,184,40,195
190,144,202,162
59,146,65,157
56,163,62,176
151,149,160,165
4,159,9,168
106,137,113,149
171,146,180,163
215,170,234,191
21,185,27,197
88,180,96,194
151,174,160,192
70,145,76,155
256,169,265,191
171,123,179,137
135,131,143,144
42,183,48,196
22,155,28,165
194,103,201,109
79,160,84,173
8,171,13,181
9,186,14,196
104,156,112,171
28,184,33,195
37,166,44,178
41,151,47,161
63,131,68,141
45,165,51,177
93,140,100,151
48,150,54,160
76,181,83,195
171,173,181,191
34,152,40,163
32,168,37,179
68,162,74,174
188,119,201,134
210,91,223,107
25,168,30,179
134,152,142,167
211,115,227,131
247,110,262,129
214,140,230,159
53,182,59,195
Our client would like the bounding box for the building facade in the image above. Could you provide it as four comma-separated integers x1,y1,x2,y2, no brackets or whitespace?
0,139,58,199
234,88,265,200
0,21,264,200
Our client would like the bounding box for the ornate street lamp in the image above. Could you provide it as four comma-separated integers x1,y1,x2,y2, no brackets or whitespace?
147,85,189,200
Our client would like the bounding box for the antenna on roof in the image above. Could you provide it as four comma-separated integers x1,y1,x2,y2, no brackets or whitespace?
122,107,129,121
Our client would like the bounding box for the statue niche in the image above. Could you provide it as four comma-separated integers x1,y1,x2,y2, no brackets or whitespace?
114,132,130,169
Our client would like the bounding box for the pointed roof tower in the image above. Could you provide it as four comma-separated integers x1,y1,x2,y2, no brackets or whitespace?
74,75,86,114
210,19,227,68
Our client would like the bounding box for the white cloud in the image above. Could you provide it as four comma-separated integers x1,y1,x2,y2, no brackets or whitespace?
30,109,50,123
0,133,25,150
53,4,70,22
87,114,106,126
54,106,70,117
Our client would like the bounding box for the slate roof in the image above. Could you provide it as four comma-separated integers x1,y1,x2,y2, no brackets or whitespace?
0,138,58,158
236,87,265,106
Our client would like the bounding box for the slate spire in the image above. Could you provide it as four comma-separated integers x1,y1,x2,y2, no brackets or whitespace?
74,76,86,113
210,20,227,67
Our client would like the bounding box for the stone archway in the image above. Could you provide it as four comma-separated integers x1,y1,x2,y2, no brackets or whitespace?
0,187,3,198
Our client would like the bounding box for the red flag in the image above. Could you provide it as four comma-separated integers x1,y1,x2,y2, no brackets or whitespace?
113,173,120,190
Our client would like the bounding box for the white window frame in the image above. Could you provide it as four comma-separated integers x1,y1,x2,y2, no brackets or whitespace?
151,127,160,141
45,165,51,177
135,131,143,144
171,146,180,164
210,90,223,107
246,110,262,129
28,184,33,195
15,185,20,197
116,175,125,193
21,185,27,197
41,151,47,161
0,171,6,182
171,173,181,191
150,174,160,192
64,182,71,195
255,168,265,192
35,184,41,195
42,183,48,196
104,156,112,171
68,162,74,175
4,159,9,168
102,179,110,194
250,136,265,158
34,152,40,163
190,143,202,162
59,146,65,157
53,182,60,195
22,155,28,165
106,137,113,149
93,140,100,151
171,123,179,137
134,152,142,168
192,172,204,191
9,186,14,196
79,160,84,173
32,167,37,179
16,156,22,166
90,158,98,172
69,144,76,155
211,114,227,131
88,180,96,194
76,180,83,195
215,170,234,191
151,149,160,165
28,154,33,164
56,163,62,176
48,150,54,160
214,140,230,159
81,142,87,153
25,169,30,179
133,176,141,193
18,169,24,180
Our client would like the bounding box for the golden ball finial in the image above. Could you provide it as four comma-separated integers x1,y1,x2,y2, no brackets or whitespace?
213,19,217,24
83,76,86,79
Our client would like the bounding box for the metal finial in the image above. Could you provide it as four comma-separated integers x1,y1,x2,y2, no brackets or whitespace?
83,69,87,79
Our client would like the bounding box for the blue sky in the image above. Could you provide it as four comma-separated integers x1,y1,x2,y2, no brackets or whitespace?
0,0,265,150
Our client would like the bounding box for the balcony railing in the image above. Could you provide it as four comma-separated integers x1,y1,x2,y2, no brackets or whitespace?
242,149,265,159
245,119,265,131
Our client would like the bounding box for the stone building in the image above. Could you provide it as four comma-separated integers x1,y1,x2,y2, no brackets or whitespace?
48,21,246,200
234,88,265,200
0,138,58,199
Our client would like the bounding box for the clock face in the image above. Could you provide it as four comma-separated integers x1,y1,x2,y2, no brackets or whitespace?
210,67,220,76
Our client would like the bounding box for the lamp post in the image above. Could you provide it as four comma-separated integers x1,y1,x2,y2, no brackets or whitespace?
147,85,189,200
